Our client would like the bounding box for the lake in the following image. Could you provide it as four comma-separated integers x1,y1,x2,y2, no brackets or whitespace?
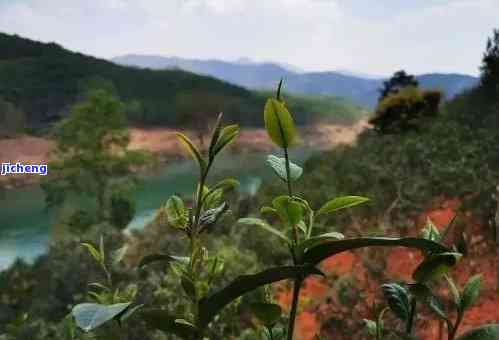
0,149,315,270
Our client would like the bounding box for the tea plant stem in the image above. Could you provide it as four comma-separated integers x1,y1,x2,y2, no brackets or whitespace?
266,326,275,340
193,160,213,232
287,278,303,340
448,311,464,340
406,298,417,335
284,147,293,198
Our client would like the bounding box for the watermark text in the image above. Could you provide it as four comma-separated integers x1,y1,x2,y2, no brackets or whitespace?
1,162,48,176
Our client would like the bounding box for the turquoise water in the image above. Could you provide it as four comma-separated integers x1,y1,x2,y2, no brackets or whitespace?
0,150,314,270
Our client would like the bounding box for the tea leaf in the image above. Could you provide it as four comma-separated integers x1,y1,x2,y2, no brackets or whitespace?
460,274,482,311
381,283,410,322
165,195,188,229
317,196,369,216
295,232,345,258
209,178,240,193
445,275,461,306
412,252,462,283
264,98,296,148
213,124,239,156
267,154,302,182
199,202,229,231
208,113,224,159
303,237,450,265
197,264,323,328
176,132,206,172
272,196,303,227
138,254,189,268
81,243,102,263
72,302,131,332
237,217,291,244
455,324,499,340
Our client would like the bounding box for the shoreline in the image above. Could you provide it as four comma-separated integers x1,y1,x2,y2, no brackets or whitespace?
0,120,369,190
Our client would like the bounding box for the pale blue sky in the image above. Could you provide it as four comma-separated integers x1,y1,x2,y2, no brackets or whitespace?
1,0,497,76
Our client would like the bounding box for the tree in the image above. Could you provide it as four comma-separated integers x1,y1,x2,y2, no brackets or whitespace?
0,97,26,137
369,87,442,134
480,29,499,98
379,70,419,101
41,89,151,227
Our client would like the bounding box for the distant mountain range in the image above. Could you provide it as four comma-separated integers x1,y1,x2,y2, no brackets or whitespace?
112,54,479,108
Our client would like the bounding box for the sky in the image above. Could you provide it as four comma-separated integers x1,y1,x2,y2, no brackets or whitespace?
0,0,497,76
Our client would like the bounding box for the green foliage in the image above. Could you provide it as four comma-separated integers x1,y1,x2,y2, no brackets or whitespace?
379,70,419,100
381,283,411,322
71,302,131,332
41,89,151,226
109,189,136,230
0,33,365,131
264,98,297,148
456,324,499,340
369,86,442,134
0,97,25,137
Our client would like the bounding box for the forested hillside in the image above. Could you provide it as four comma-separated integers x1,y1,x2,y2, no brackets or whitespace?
0,33,362,132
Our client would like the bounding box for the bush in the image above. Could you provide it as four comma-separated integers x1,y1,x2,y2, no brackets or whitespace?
369,87,442,134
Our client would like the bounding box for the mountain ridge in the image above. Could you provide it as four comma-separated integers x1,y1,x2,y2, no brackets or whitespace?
112,54,479,108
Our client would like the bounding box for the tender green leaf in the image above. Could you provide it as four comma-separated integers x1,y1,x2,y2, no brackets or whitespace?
208,113,224,159
420,218,440,242
381,283,410,322
81,243,102,263
112,245,128,265
456,324,499,340
176,132,206,172
165,195,188,228
460,274,482,311
445,275,461,306
197,265,323,328
303,237,450,265
363,319,377,336
72,302,131,332
261,206,278,216
264,98,296,148
199,202,229,231
272,196,303,227
203,188,223,210
213,124,239,156
297,221,307,234
295,232,345,258
138,254,189,268
209,178,240,193
266,155,303,182
412,252,462,283
317,196,369,216
238,218,291,244
141,308,199,338
119,304,144,323
250,303,282,326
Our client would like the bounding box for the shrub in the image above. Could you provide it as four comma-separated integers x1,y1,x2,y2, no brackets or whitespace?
369,87,442,134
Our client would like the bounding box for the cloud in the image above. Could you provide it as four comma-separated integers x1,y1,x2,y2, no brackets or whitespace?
0,0,497,75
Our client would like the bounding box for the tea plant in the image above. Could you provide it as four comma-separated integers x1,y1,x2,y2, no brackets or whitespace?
70,81,454,339
366,220,499,340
